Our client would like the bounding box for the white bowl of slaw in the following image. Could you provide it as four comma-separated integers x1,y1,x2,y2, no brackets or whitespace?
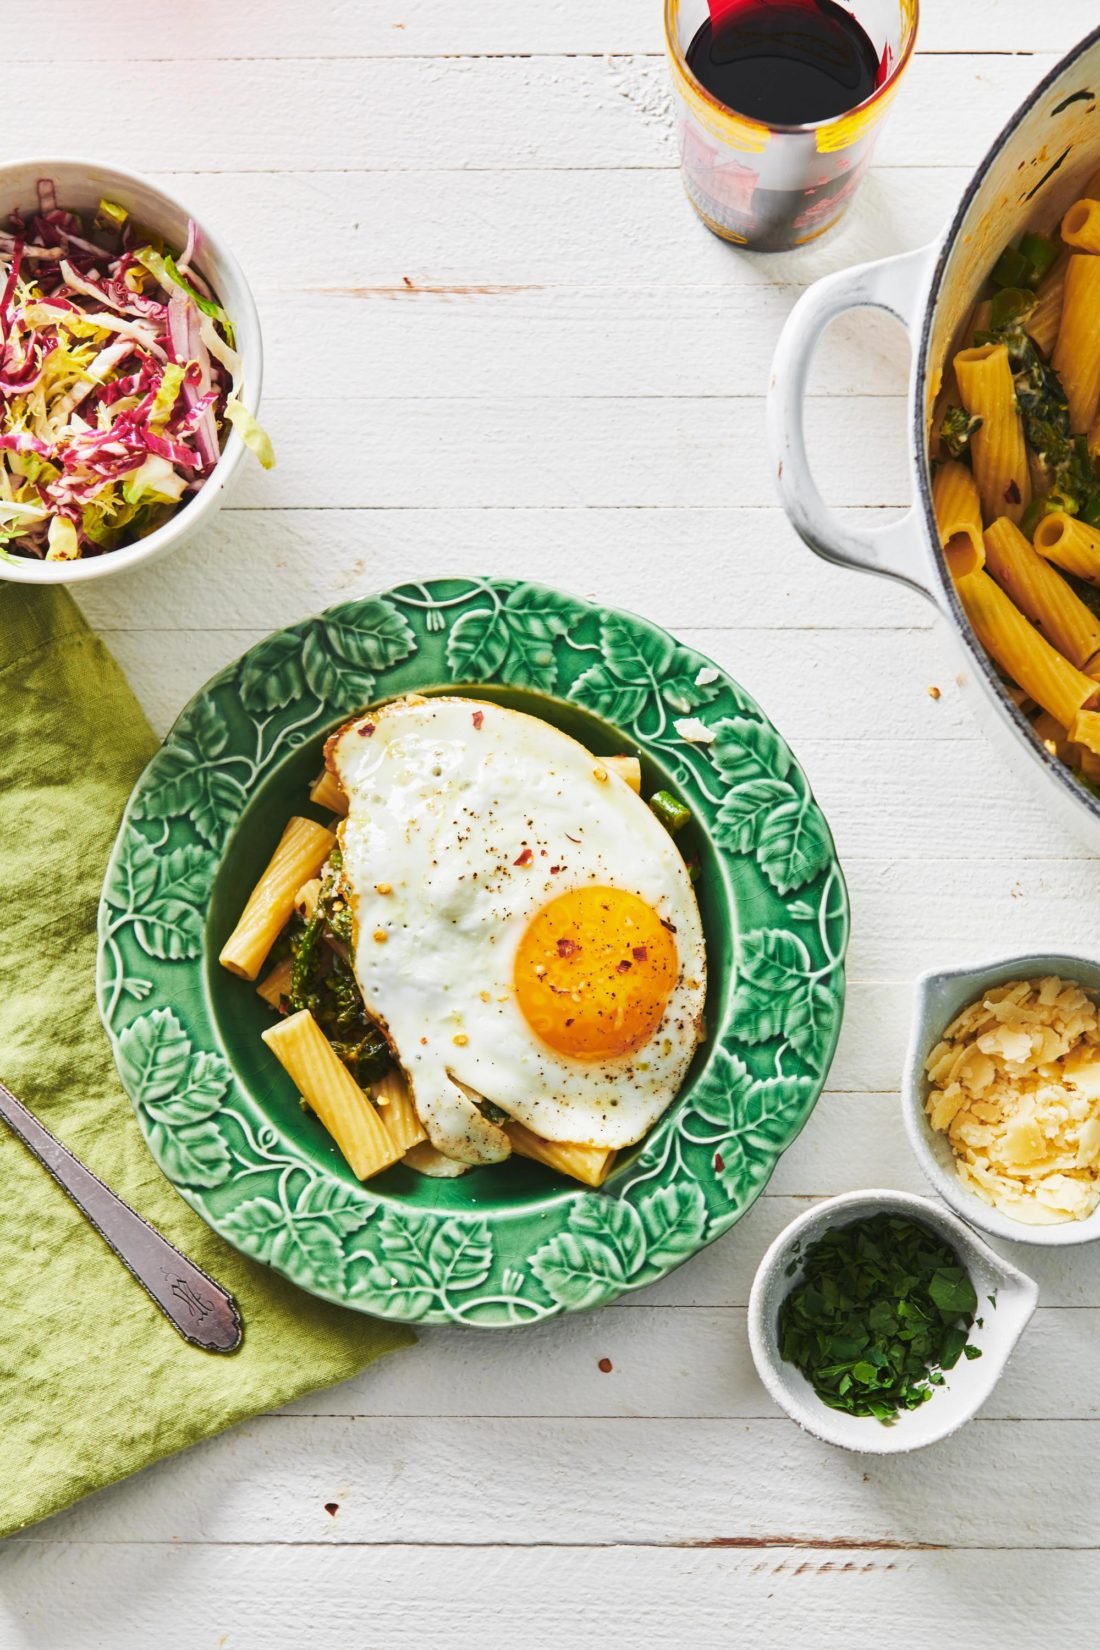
0,157,263,585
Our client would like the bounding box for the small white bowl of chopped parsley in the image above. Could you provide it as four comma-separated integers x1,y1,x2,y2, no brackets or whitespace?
0,159,271,583
748,1190,1038,1452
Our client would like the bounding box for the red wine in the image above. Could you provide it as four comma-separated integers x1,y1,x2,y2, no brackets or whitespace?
686,0,883,128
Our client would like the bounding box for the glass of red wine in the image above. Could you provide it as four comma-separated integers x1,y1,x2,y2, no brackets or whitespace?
665,0,918,251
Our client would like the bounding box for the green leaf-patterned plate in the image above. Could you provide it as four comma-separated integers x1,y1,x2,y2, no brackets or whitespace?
97,579,848,1326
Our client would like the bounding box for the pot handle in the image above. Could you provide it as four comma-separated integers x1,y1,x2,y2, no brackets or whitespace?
767,239,943,603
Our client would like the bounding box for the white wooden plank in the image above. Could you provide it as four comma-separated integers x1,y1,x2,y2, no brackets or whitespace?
17,0,1100,57
839,854,1100,979
21,0,1100,57
250,288,912,400
0,55,1060,174
74,508,926,638
0,1543,1086,1650
765,1094,930,1196
140,165,966,292
267,1304,1096,1422
221,395,911,511
20,1414,1100,1547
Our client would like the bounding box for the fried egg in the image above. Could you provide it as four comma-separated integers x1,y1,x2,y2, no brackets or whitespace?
329,696,707,1165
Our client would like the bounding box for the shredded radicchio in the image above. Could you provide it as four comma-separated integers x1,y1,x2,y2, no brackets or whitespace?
0,177,269,562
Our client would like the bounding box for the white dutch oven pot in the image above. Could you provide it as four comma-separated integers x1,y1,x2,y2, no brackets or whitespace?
769,28,1100,847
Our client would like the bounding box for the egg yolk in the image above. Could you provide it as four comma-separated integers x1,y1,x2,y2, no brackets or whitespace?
514,885,678,1061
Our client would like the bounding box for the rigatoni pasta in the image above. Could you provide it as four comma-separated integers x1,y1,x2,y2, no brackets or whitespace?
256,956,293,1011
294,877,322,921
982,517,1100,675
1069,709,1100,759
1033,512,1100,584
954,344,1031,523
933,460,984,572
1061,198,1100,254
1025,254,1068,357
933,189,1100,792
309,766,347,815
262,1009,402,1180
1053,254,1100,437
219,817,336,980
505,1121,617,1187
372,1067,427,1157
945,551,1099,732
605,754,641,794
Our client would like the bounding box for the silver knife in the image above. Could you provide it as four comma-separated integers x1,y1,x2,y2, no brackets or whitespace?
0,1079,242,1353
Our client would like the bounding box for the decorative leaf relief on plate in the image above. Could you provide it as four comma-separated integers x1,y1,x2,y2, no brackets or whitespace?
635,1182,708,1270
222,1179,374,1294
708,717,831,895
571,614,722,726
174,695,230,762
104,831,215,962
325,598,418,673
299,598,419,707
359,1208,495,1320
783,979,841,1060
237,597,417,717
675,1045,816,1204
730,928,817,1047
132,740,248,849
688,1044,756,1131
146,1117,231,1191
445,584,579,691
238,628,306,714
118,1008,233,1189
104,832,159,912
529,1180,709,1310
711,716,793,786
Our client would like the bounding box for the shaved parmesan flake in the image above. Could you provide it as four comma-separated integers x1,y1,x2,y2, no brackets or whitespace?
674,717,715,744
925,976,1100,1224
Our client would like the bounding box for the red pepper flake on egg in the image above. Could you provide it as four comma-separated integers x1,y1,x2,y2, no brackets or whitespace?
616,960,632,974
556,937,578,958
472,709,484,730
358,722,375,738
633,946,648,962
514,847,533,867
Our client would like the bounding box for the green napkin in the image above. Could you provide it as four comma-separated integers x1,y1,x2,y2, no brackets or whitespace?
0,587,413,1538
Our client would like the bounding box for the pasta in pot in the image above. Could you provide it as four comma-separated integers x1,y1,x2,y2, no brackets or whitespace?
933,181,1100,796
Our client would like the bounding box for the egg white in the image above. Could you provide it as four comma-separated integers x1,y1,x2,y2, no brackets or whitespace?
330,696,707,1165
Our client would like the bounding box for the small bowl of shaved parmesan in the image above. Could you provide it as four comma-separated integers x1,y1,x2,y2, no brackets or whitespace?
904,956,1100,1246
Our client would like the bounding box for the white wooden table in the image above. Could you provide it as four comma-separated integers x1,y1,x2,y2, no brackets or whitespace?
4,3,1099,1642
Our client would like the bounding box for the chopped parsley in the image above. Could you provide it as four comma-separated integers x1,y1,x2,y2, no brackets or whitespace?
941,404,983,460
778,1214,981,1424
976,314,1100,527
284,846,390,1087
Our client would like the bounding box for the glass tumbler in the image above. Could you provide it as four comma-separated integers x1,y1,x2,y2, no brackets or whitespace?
664,0,918,251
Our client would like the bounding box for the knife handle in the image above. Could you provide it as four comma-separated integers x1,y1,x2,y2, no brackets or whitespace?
0,1080,242,1353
